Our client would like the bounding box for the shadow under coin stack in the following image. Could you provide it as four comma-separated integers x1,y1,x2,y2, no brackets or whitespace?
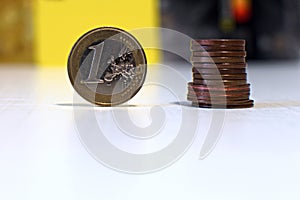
188,39,254,108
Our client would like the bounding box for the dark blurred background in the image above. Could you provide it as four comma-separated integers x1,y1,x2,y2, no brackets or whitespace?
161,0,300,60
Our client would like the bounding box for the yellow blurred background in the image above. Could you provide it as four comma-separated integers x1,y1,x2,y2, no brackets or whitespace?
0,0,160,66
0,0,33,63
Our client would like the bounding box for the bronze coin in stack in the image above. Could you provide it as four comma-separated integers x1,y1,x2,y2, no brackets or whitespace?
187,88,250,97
191,56,246,63
192,79,247,86
192,67,246,74
193,63,247,69
191,39,246,52
193,73,247,80
192,51,246,57
188,95,251,103
187,94,253,103
188,82,251,91
191,101,254,109
188,85,250,94
188,96,253,108
187,84,251,100
191,39,246,46
191,45,246,51
188,90,251,98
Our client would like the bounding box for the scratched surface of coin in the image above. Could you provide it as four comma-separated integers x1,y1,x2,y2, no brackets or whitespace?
68,27,147,106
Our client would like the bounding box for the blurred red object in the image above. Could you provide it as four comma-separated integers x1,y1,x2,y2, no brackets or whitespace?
231,0,252,23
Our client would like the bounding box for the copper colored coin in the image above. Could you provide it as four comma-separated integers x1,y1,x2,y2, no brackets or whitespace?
192,67,246,74
193,73,247,80
191,45,245,51
188,83,250,91
191,56,246,63
192,51,246,57
193,79,247,85
191,101,254,109
187,92,250,100
191,39,246,46
188,98,253,105
187,93,251,101
193,63,247,69
189,98,253,105
190,98,253,104
188,82,250,90
188,87,250,93
188,91,250,97
187,91,250,102
188,86,250,93
188,95,251,102
187,95,250,101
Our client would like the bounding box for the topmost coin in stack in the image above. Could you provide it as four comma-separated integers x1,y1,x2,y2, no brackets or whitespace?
187,39,254,108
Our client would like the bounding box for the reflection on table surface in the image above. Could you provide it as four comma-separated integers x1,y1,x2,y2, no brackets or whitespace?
0,61,300,200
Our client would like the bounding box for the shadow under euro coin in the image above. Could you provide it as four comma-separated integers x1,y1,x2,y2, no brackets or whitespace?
56,103,93,107
56,103,139,108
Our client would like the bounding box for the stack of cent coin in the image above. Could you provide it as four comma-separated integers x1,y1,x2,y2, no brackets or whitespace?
188,39,254,108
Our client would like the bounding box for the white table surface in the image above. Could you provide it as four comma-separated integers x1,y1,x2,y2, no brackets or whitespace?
1,61,300,200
